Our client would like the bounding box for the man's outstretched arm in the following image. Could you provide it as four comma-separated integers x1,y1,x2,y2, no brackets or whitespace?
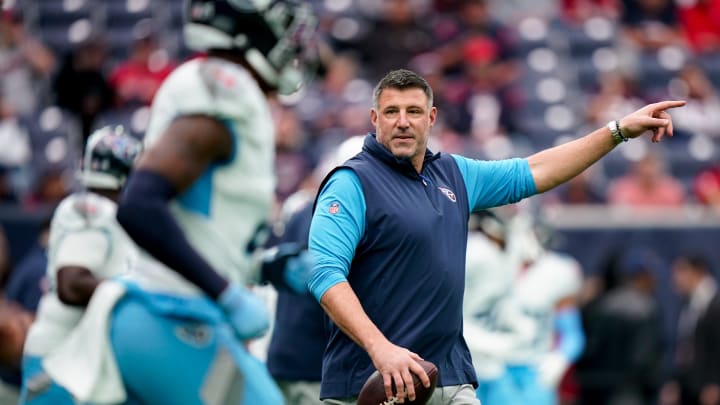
528,100,686,193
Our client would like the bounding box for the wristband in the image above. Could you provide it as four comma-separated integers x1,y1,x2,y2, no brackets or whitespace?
607,120,628,144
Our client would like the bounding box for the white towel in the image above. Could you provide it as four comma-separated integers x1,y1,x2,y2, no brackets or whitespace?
43,280,128,404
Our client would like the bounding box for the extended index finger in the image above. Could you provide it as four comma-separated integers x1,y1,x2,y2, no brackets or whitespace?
648,100,686,112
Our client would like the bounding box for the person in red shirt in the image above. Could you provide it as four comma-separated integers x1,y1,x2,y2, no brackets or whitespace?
677,0,720,54
694,164,720,209
608,153,686,207
108,21,176,107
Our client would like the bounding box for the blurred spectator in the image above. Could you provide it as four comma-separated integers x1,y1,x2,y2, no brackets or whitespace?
273,104,314,204
620,0,683,51
617,0,685,81
352,0,435,81
607,153,686,207
109,20,175,107
575,249,665,405
560,0,619,23
53,37,114,143
669,64,720,139
661,254,720,405
0,8,55,116
677,0,720,55
455,35,521,142
694,163,720,210
434,0,517,77
296,52,372,140
0,94,31,200
22,164,71,211
585,71,644,128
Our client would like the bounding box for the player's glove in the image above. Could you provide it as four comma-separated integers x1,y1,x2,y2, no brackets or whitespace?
260,242,315,294
537,351,569,388
217,283,270,340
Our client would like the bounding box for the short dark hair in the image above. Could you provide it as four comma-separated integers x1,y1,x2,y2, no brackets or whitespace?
677,254,710,274
373,69,434,109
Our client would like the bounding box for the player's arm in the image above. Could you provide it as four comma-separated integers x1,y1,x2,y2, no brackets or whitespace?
51,211,113,306
118,115,232,298
528,100,685,193
117,115,268,340
307,169,430,402
56,267,101,306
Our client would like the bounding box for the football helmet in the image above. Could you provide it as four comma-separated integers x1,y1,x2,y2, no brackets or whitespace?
79,126,142,190
184,0,317,94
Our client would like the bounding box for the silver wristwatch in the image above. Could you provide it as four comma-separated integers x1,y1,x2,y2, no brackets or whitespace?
607,120,628,144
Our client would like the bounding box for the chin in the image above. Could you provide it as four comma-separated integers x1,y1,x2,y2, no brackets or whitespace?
390,148,414,159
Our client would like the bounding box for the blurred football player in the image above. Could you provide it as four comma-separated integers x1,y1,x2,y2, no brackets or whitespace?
19,126,142,405
267,136,364,405
464,207,585,405
43,1,318,404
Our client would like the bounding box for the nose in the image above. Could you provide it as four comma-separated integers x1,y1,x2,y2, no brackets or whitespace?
397,111,410,129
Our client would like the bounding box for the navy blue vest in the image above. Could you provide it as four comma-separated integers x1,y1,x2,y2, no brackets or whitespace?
318,134,477,398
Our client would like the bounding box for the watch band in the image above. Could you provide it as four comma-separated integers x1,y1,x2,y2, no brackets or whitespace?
607,120,628,144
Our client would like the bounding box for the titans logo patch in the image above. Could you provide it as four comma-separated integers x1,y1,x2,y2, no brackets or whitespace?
438,187,456,202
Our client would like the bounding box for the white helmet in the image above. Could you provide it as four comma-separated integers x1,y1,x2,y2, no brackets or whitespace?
78,126,142,190
184,0,317,94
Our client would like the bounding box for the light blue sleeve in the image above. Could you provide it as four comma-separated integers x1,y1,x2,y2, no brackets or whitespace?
307,169,366,302
452,155,538,212
555,307,585,362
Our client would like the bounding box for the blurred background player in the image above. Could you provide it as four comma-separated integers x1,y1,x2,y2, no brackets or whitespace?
19,125,142,405
662,254,720,405
267,135,364,405
42,1,318,404
575,248,665,405
504,219,585,405
463,207,536,405
464,206,585,405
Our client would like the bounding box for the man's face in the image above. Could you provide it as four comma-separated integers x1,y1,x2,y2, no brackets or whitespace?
371,87,436,170
671,260,696,296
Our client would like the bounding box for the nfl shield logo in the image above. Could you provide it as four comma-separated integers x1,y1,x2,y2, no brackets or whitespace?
438,187,456,202
328,202,340,214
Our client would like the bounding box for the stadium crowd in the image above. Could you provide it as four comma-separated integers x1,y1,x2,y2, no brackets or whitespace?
0,0,718,404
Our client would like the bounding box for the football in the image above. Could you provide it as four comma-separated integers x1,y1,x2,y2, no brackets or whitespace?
357,360,438,405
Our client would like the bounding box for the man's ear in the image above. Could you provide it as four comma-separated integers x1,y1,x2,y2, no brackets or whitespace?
370,108,378,127
429,106,438,127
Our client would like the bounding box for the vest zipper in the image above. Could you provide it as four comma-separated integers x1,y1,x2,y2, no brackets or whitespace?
419,174,430,186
